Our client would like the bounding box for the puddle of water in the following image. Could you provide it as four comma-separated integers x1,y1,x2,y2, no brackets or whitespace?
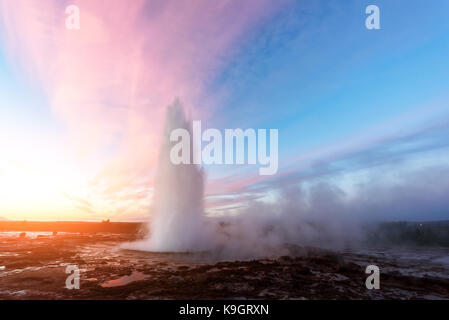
12,290,27,296
344,247,449,279
86,278,98,282
100,271,148,288
0,252,19,257
0,231,78,239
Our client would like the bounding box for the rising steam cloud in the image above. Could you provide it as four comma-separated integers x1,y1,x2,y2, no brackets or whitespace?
124,101,360,256
124,100,214,252
124,102,449,258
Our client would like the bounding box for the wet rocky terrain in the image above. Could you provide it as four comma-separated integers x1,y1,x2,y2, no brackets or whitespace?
0,231,448,300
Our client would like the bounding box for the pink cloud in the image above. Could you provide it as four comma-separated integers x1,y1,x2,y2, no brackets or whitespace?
0,0,286,218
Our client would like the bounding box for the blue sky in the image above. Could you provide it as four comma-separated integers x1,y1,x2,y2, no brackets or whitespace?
1,0,449,221
203,0,449,220
205,1,448,162
211,0,449,147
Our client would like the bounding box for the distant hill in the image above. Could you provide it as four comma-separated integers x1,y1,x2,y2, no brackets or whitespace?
0,217,9,221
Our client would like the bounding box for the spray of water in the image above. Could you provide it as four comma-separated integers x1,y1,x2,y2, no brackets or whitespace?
125,99,212,252
123,100,367,257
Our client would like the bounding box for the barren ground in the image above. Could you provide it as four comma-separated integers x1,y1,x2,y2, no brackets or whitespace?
0,232,448,299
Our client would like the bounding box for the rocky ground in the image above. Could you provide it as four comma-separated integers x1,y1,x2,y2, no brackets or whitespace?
0,232,448,299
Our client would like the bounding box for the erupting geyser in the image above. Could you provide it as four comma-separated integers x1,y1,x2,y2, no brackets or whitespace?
126,100,212,252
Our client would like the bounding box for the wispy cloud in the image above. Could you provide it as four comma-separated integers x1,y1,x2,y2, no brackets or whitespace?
0,0,286,219
208,118,449,222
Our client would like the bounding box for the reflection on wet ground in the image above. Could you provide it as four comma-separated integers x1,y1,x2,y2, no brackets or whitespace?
101,271,148,288
0,232,448,299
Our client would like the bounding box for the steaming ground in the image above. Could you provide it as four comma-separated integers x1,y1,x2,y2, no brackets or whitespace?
123,101,449,259
121,102,357,257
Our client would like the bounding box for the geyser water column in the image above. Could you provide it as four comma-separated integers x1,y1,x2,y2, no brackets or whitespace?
144,100,211,252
